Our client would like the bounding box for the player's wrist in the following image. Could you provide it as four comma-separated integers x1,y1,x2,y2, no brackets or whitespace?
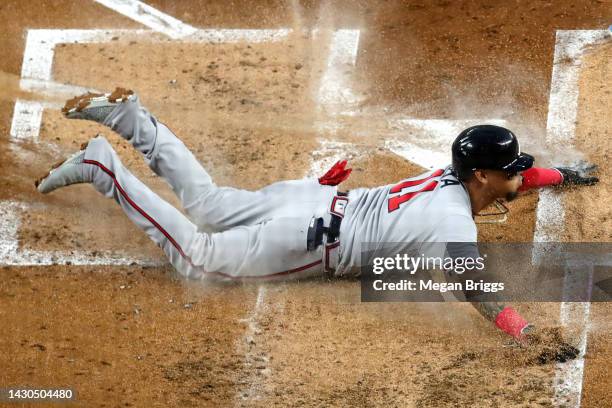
494,306,530,340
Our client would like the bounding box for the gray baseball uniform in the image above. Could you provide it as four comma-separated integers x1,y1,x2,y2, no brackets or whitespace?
335,167,478,276
85,95,336,280
84,94,477,280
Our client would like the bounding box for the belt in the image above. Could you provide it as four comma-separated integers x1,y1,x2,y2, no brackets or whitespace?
307,191,348,251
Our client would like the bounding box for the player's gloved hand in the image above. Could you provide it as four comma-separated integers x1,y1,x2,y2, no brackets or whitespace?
318,160,352,186
554,162,599,186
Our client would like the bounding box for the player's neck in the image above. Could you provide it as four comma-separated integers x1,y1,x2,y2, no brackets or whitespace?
464,180,496,216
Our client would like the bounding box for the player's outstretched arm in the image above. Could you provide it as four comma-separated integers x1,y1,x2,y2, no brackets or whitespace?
519,163,599,191
444,242,534,340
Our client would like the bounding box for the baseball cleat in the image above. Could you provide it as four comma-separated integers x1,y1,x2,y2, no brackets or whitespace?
62,87,134,123
35,142,91,194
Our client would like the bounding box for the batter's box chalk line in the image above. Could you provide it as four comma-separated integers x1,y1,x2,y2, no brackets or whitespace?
538,29,609,408
385,118,507,170
12,27,360,142
0,201,161,266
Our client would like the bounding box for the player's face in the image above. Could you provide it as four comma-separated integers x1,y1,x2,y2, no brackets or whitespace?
485,170,523,201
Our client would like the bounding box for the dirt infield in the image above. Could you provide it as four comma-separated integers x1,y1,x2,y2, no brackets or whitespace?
0,1,610,407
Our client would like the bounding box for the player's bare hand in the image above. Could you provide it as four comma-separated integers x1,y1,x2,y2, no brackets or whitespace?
521,326,580,364
555,161,599,186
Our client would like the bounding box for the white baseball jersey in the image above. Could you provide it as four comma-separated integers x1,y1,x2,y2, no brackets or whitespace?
336,167,478,275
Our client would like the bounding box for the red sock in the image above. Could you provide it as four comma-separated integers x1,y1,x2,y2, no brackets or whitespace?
519,167,563,191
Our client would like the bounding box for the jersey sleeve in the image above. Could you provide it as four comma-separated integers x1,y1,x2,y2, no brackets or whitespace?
435,214,480,280
419,214,479,274
434,214,478,243
440,216,480,280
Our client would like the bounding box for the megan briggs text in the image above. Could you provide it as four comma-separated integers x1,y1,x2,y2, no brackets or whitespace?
372,279,505,293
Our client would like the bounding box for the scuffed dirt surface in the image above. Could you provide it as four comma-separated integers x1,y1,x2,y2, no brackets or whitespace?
565,41,612,242
236,283,564,407
0,266,253,407
567,41,612,408
50,38,319,189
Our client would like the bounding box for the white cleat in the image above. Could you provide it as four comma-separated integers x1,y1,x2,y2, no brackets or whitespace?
62,87,134,123
35,142,92,194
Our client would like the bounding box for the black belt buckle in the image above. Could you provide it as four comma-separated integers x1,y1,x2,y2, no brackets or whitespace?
307,217,325,251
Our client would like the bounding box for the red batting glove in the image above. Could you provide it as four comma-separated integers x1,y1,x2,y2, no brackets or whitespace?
318,160,352,186
495,306,531,341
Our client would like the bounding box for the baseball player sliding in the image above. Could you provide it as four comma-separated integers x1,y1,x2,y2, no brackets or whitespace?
36,88,597,354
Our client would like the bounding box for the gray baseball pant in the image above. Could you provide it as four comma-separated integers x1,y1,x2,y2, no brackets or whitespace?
83,95,334,280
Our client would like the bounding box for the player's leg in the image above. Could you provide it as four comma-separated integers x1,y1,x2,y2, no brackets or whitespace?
63,89,213,211
36,135,324,280
185,178,335,233
109,100,335,231
184,216,325,280
62,89,334,232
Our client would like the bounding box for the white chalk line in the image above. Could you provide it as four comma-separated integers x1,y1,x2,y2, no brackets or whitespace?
0,201,161,266
11,101,44,140
316,29,362,116
234,286,271,402
234,285,290,403
93,0,197,39
20,29,150,82
386,118,507,170
12,28,294,143
535,30,609,244
234,30,363,404
534,29,609,408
